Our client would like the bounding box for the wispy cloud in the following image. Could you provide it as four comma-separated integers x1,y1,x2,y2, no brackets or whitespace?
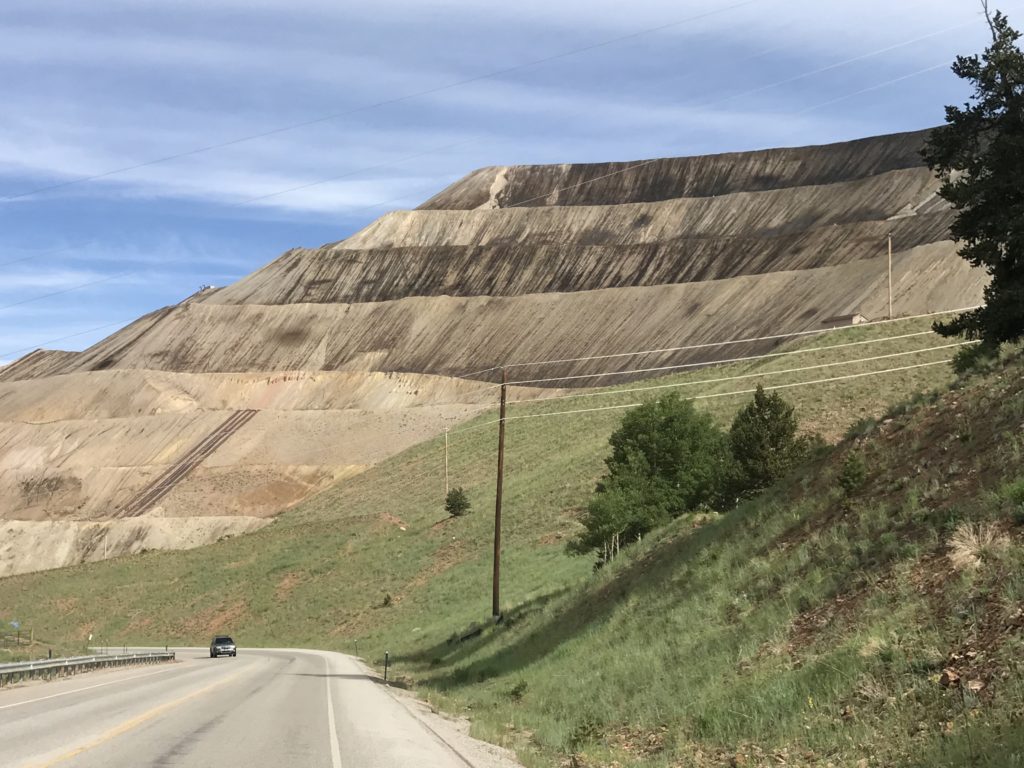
0,0,1001,358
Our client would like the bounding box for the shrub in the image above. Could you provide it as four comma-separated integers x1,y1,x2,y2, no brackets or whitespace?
568,393,733,564
844,417,877,441
952,343,1000,375
839,453,867,496
729,385,805,498
445,487,471,517
1001,478,1024,524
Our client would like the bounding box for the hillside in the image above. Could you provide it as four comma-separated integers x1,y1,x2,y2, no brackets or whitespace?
0,323,1019,766
0,129,986,576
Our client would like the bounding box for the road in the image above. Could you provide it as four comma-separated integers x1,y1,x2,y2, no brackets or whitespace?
0,647,520,768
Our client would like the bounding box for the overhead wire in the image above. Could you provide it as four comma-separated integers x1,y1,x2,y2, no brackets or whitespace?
1,14,973,316
496,21,973,211
497,358,956,424
0,27,970,342
483,331,943,390
1,0,766,203
459,307,979,381
451,335,968,434
505,340,974,405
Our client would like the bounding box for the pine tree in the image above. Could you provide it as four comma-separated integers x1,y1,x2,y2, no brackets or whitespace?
923,5,1024,349
728,385,802,498
445,486,471,517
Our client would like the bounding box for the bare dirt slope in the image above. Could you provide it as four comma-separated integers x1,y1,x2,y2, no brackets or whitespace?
0,129,984,575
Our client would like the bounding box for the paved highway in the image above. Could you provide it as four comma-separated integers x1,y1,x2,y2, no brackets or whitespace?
0,648,520,768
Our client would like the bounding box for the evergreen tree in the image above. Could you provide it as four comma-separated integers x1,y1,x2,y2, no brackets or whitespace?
445,486,471,517
923,6,1024,349
729,385,803,498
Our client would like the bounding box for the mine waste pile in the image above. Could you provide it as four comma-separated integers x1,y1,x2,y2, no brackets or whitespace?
0,129,984,575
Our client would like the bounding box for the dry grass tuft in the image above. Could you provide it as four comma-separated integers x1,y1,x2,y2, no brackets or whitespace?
858,636,888,658
947,522,1010,571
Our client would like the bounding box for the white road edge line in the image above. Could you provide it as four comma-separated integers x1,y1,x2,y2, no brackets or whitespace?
0,665,179,711
350,656,479,768
325,655,343,768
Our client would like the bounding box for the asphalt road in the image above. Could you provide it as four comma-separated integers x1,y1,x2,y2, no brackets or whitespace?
0,648,519,768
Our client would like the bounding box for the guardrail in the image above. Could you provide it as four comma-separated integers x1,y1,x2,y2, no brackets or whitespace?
0,651,175,688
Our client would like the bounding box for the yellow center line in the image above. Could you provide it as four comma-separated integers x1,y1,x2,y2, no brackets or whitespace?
21,666,249,768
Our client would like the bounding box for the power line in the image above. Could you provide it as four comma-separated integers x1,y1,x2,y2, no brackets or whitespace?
231,140,479,208
497,358,955,424
0,22,976,355
0,187,432,317
0,21,968,313
506,340,972,405
499,21,972,210
0,270,136,312
489,330,942,390
0,320,132,362
1,0,764,203
460,307,979,380
698,22,970,110
796,62,950,114
454,335,966,434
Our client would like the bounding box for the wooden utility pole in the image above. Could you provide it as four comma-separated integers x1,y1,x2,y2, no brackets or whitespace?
888,233,894,320
492,368,508,620
444,427,449,497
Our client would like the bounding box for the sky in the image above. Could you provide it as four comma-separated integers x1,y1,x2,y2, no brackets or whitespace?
0,0,1017,364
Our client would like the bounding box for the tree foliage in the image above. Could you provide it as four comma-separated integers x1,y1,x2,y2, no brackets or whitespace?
728,385,804,498
569,393,733,564
923,7,1024,348
445,486,471,517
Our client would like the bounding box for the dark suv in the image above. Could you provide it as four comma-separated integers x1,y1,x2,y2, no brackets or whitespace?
209,635,237,658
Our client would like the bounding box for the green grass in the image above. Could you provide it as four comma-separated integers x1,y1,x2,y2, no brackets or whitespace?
2,316,1021,765
399,350,1024,767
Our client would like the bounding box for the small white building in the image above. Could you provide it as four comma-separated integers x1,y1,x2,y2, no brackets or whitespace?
820,313,868,330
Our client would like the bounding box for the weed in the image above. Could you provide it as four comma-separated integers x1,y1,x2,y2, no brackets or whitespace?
845,417,878,441
1001,478,1024,525
947,522,1011,571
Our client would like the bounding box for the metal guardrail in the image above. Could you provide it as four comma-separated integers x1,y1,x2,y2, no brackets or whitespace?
0,651,175,687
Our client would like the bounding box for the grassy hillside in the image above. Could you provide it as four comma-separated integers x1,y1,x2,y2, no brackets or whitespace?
407,353,1024,767
3,314,1021,765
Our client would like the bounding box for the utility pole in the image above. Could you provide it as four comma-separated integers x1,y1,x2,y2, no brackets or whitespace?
444,427,449,497
887,233,894,320
492,368,508,620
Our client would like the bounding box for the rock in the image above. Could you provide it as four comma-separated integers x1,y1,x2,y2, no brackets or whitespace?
940,668,960,688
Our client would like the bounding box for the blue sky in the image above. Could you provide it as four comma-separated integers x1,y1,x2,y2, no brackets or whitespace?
0,0,1014,364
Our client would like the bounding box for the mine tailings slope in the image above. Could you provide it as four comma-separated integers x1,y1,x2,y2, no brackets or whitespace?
0,129,985,576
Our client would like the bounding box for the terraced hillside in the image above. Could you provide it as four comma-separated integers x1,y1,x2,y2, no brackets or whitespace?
0,130,985,575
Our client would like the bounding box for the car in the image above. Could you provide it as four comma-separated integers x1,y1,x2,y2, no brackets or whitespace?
209,635,237,658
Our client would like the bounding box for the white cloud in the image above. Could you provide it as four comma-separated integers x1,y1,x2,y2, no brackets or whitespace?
0,0,993,216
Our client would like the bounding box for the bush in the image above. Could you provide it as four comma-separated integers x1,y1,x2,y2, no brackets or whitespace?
729,385,805,498
951,343,1000,375
839,453,868,496
445,487,471,517
844,417,877,441
568,393,733,564
1001,478,1024,524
